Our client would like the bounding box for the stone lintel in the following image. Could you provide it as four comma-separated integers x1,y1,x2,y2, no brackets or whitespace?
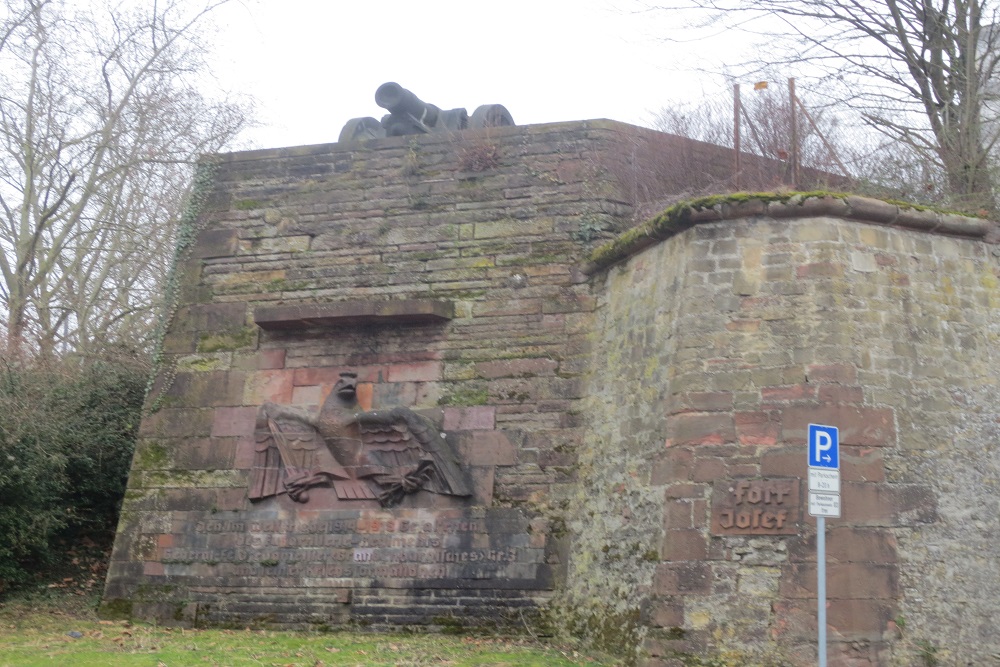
254,300,454,330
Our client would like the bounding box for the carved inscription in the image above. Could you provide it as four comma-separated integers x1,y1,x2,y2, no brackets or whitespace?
157,510,544,586
711,478,800,535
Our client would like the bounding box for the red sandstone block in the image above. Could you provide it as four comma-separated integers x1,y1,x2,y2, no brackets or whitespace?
215,488,247,512
258,349,286,370
664,500,694,529
671,392,733,414
386,361,442,382
143,562,165,576
452,431,517,465
665,483,706,500
211,407,258,438
653,562,712,595
789,527,898,564
840,446,886,483
243,369,293,404
807,363,858,384
443,406,496,431
666,413,736,446
760,448,806,477
661,529,708,561
725,319,761,332
780,562,898,599
818,385,865,403
840,484,892,526
647,600,684,628
690,457,727,482
475,357,558,379
734,411,781,445
140,408,214,438
761,384,816,403
232,436,256,469
782,405,895,446
293,367,345,386
827,599,895,639
472,299,542,317
157,534,174,548
651,448,694,485
771,600,816,641
796,262,844,278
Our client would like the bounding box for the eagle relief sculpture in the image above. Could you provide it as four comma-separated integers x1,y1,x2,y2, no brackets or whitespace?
249,371,472,507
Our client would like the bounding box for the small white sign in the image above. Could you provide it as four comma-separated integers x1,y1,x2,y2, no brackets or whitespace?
808,469,840,493
808,491,842,518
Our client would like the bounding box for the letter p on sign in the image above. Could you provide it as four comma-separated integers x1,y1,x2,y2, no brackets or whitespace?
808,424,839,469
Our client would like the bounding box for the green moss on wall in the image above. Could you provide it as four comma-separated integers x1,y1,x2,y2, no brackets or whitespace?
197,327,256,353
440,386,490,406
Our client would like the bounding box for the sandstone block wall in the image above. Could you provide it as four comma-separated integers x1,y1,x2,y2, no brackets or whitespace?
574,205,999,666
103,119,1000,666
104,120,658,629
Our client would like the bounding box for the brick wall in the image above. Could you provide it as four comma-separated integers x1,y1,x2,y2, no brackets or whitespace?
103,119,1000,665
576,210,999,666
104,120,652,630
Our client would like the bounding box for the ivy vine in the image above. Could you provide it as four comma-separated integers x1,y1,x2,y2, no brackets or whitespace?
144,159,219,413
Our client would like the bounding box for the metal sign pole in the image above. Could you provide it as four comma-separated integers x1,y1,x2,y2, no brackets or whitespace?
807,423,839,667
817,515,827,667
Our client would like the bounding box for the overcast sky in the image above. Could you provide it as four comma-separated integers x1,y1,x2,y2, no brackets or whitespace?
209,1,746,150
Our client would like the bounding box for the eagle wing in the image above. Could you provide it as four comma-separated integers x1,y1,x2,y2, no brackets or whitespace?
356,408,472,500
249,408,350,501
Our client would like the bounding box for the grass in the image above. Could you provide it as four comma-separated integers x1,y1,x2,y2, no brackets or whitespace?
0,591,616,667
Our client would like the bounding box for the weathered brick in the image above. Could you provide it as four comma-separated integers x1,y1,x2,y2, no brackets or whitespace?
782,405,895,446
780,562,898,599
654,562,713,595
243,369,293,404
663,499,694,529
671,392,733,413
796,261,845,278
210,407,258,438
475,358,558,379
651,447,694,485
661,529,708,561
690,457,727,482
666,413,736,446
817,385,864,403
386,361,442,382
806,363,858,384
258,349,286,370
761,384,816,403
443,406,496,430
788,527,898,564
734,411,781,445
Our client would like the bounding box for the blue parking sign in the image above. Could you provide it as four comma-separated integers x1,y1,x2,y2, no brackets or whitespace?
808,424,839,469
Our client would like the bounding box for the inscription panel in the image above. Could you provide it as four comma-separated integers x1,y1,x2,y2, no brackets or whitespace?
710,478,800,535
156,507,548,589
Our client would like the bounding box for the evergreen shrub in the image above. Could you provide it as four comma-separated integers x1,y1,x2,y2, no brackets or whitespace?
0,355,146,592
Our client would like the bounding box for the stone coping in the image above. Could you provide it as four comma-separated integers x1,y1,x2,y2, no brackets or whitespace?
254,300,454,330
208,119,628,163
580,193,998,276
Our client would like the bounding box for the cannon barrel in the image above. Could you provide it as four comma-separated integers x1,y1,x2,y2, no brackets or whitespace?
375,82,439,128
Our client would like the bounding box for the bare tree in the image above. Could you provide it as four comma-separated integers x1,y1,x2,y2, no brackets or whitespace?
0,0,250,358
652,85,946,201
650,0,1000,211
653,85,850,175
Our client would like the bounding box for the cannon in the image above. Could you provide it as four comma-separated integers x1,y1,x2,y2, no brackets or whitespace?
338,82,514,143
